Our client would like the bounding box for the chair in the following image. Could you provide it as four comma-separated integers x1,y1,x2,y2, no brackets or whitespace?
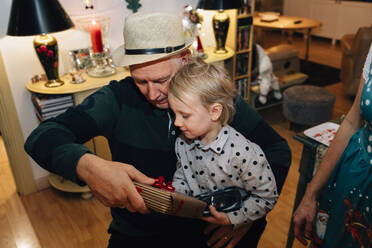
340,26,372,96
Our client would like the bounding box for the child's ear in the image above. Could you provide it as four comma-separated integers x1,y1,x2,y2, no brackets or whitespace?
209,103,223,121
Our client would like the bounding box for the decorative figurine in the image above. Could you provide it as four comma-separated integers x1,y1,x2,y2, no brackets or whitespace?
254,43,282,105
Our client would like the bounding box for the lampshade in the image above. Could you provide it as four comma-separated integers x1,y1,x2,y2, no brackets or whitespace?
197,0,242,11
7,0,74,36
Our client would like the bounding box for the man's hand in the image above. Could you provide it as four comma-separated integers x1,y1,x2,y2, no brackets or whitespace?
204,222,252,248
76,153,155,213
293,195,317,245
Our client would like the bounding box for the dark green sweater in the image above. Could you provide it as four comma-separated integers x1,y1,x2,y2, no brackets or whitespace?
24,77,291,236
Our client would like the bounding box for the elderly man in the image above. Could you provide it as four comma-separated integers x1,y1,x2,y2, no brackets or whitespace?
25,12,291,248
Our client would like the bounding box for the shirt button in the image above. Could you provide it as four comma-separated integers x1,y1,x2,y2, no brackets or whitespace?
171,131,176,135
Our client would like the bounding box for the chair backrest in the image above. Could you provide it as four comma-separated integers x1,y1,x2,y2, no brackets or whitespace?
351,26,372,79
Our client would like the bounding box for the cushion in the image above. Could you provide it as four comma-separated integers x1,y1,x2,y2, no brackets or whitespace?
283,85,336,126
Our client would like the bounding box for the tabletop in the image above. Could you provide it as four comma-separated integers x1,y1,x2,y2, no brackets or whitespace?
26,66,130,95
253,15,322,30
203,46,235,64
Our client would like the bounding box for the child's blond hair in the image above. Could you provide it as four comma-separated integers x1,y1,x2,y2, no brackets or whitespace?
169,58,236,125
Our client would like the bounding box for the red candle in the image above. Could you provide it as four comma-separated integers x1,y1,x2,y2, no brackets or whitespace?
88,19,104,53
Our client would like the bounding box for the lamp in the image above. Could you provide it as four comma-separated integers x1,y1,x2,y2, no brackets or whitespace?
7,0,74,88
197,0,242,54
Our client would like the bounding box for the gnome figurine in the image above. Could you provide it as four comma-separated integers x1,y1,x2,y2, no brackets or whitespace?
255,44,282,105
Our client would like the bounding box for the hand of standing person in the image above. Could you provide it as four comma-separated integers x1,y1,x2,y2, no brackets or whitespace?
292,192,318,245
293,77,365,245
76,153,155,213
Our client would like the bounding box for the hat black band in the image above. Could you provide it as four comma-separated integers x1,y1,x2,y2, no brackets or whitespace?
125,43,185,55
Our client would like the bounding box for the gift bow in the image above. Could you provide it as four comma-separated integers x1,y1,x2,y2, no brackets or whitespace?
153,176,175,192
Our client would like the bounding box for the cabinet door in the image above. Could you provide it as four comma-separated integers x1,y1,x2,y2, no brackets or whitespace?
283,0,310,18
309,0,340,40
337,1,372,40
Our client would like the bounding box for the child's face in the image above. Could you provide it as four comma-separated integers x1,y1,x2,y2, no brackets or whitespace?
169,93,222,144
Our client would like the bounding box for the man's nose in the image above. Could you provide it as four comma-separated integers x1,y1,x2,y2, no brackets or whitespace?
147,82,159,100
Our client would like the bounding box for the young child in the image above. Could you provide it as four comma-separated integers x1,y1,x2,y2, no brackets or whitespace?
168,59,278,228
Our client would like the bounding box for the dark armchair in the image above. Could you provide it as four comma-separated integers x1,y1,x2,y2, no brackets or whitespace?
340,26,372,96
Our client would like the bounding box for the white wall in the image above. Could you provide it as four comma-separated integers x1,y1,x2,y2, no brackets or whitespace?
0,0,12,38
0,0,198,185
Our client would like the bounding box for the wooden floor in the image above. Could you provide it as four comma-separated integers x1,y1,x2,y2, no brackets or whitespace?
0,32,354,247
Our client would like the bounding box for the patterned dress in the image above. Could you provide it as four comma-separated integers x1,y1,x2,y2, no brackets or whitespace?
313,47,372,248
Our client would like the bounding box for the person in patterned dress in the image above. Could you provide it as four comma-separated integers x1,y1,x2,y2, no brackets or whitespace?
293,44,372,247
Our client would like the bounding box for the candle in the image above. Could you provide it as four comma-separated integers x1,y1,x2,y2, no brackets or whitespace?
88,19,103,53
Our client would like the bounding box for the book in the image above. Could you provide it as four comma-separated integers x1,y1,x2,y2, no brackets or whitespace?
31,93,73,107
235,79,248,98
236,53,249,76
236,17,252,51
31,93,74,121
134,182,207,219
32,100,73,114
34,107,68,121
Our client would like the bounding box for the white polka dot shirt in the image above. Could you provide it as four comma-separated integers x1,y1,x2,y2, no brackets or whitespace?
172,125,278,227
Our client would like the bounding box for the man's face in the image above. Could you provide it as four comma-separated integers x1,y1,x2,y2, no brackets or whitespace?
130,58,182,109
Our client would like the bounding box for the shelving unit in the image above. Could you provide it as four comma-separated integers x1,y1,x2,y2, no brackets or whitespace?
231,1,255,103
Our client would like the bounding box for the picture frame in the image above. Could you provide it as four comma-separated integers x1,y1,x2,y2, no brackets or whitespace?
68,48,92,71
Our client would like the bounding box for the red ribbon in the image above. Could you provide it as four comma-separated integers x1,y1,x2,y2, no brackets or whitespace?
152,176,175,192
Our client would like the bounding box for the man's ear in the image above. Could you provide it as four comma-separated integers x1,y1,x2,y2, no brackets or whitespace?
209,103,223,121
180,49,191,65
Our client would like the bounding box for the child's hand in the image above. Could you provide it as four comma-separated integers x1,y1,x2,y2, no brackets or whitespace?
201,205,231,225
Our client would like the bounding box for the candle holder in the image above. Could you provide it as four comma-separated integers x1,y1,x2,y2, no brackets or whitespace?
75,16,111,51
87,51,116,77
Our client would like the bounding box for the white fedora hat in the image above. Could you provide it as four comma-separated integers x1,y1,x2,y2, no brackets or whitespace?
112,12,193,67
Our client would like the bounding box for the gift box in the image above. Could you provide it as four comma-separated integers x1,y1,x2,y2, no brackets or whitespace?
134,182,207,219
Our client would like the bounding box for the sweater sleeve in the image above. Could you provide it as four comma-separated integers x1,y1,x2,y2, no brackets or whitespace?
230,96,291,193
24,79,128,184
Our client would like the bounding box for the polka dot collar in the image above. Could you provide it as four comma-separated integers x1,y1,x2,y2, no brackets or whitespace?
191,126,230,153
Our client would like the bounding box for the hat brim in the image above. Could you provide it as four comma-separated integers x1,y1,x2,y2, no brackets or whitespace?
112,37,194,67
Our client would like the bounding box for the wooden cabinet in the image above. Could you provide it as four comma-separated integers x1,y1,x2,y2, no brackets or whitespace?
308,0,340,40
284,0,372,43
283,0,310,18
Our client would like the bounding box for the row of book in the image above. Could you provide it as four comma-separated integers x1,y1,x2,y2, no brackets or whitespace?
31,93,73,121
236,53,249,76
235,78,249,99
236,17,252,51
238,0,253,15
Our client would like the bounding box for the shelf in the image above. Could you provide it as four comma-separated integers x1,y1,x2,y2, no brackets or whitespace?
254,100,283,111
237,13,253,19
236,49,251,54
235,74,251,80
